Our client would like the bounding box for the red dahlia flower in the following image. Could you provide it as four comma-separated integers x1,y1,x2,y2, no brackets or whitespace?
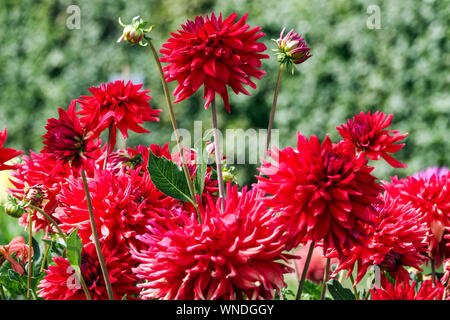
8,152,73,232
337,111,408,168
55,167,178,251
330,195,428,284
257,132,382,255
371,279,444,300
160,12,269,112
42,101,99,170
38,242,138,300
132,183,293,300
77,80,161,150
0,127,23,171
383,173,450,266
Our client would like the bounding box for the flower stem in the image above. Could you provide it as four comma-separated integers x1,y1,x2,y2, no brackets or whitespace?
27,205,67,242
147,38,200,221
430,258,437,286
349,273,360,300
27,209,33,300
103,122,114,169
0,284,5,300
210,99,225,211
265,63,284,154
40,239,50,273
320,258,330,300
296,241,315,300
81,168,114,300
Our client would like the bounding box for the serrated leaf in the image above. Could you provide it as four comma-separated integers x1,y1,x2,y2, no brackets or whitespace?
303,280,322,300
326,279,356,300
147,150,193,203
66,229,82,272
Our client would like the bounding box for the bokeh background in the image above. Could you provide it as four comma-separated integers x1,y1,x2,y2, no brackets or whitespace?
0,0,449,242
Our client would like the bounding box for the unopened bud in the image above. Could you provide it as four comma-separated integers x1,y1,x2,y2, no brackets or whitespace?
4,196,26,218
118,16,153,46
25,185,45,207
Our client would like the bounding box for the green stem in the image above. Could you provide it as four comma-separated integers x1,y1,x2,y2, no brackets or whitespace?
27,205,67,242
27,209,33,300
210,98,225,211
265,63,284,154
40,240,50,273
349,273,360,300
147,38,200,222
103,122,114,169
320,258,330,300
430,258,437,286
81,168,114,300
296,241,315,300
0,284,6,300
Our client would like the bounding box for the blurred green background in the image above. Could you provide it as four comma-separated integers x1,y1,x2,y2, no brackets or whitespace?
0,0,449,233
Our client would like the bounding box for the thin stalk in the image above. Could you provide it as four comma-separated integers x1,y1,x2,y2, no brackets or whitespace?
265,63,284,154
320,258,330,300
27,209,33,300
349,273,360,300
296,241,315,300
77,269,93,300
27,205,67,242
147,38,200,221
81,168,114,300
210,99,225,211
363,288,371,300
0,284,5,300
103,122,114,169
40,239,50,272
430,258,437,286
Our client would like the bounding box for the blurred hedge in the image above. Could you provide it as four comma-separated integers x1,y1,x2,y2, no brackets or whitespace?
0,0,448,187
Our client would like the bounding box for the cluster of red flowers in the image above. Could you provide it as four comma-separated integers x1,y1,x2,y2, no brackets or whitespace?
1,11,448,301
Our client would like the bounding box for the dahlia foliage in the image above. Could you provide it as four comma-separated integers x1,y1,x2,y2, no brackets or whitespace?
0,11,448,302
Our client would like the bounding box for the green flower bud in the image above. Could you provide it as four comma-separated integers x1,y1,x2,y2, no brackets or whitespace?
117,16,153,46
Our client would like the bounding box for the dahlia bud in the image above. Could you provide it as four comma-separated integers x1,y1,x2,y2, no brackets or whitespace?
117,16,153,46
273,27,311,73
222,165,236,184
25,185,45,207
4,196,26,218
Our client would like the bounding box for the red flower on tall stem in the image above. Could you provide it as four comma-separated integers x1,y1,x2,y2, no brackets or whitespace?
257,132,382,255
383,172,450,266
77,80,161,149
337,111,408,168
371,279,444,300
42,100,99,170
132,183,293,300
0,127,23,171
160,12,269,112
38,242,138,300
330,196,428,284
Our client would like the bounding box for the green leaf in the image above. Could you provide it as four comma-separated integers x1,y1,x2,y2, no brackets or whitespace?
326,279,356,300
147,150,193,203
66,229,82,272
302,280,322,300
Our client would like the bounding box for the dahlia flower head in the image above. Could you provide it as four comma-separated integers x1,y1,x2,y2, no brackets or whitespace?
383,172,450,266
160,12,269,112
55,166,178,251
257,132,382,255
132,183,294,300
77,80,161,150
0,127,23,171
42,100,100,170
329,195,428,284
337,111,408,168
371,279,444,300
38,242,138,300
